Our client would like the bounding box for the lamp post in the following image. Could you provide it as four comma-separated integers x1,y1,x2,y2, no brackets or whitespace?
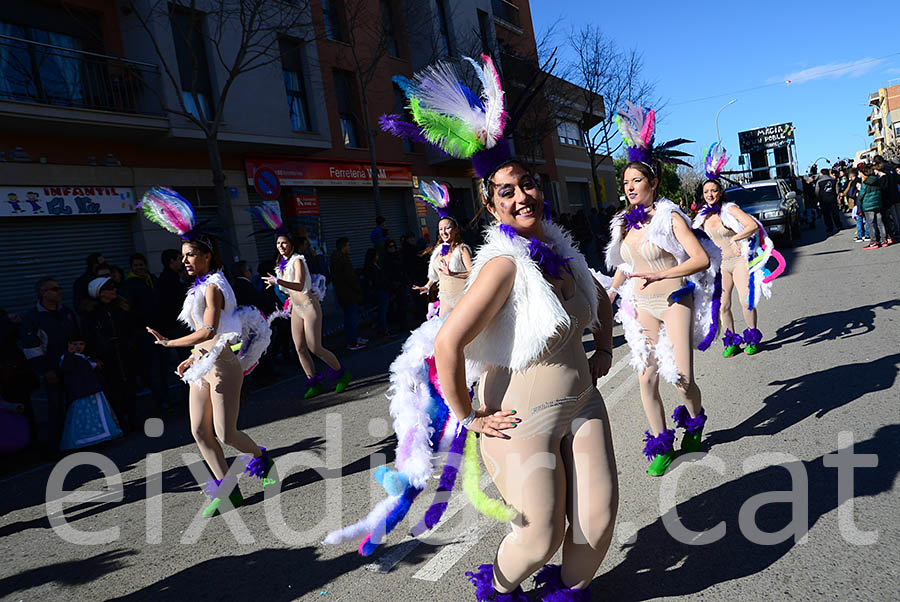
715,99,737,145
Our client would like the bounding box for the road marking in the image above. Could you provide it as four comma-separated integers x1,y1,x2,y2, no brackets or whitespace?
412,515,497,581
604,372,637,411
597,353,631,387
364,473,493,573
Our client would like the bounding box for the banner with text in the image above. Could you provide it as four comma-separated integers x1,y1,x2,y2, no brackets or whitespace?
245,156,412,188
1,186,135,218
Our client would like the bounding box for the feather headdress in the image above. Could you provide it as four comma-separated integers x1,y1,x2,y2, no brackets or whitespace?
704,142,729,180
138,187,199,241
415,180,453,220
615,102,693,170
247,201,288,236
387,54,511,178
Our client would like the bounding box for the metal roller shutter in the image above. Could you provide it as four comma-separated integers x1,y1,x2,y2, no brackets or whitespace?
0,215,135,314
319,189,376,268
379,188,410,244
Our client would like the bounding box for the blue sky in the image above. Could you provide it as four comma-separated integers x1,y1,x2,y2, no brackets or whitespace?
530,0,900,171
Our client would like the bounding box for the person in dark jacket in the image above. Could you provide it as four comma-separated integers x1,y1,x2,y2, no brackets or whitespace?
874,159,899,243
814,168,843,234
330,238,366,350
157,249,189,336
80,277,139,432
124,253,169,411
364,247,390,337
858,164,888,249
72,252,105,308
0,308,40,449
20,277,80,454
231,260,267,309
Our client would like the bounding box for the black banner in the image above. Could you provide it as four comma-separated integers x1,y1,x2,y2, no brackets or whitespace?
738,122,795,154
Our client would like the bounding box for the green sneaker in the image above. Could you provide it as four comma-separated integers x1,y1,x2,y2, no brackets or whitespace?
744,344,759,355
680,430,703,453
203,485,244,518
722,344,741,358
261,457,278,488
304,382,324,399
335,370,353,394
647,451,676,476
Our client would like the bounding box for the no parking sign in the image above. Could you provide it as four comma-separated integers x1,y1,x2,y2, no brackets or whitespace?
254,167,281,200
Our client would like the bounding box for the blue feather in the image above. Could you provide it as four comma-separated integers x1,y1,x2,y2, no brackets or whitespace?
392,75,418,98
459,83,485,110
667,282,696,305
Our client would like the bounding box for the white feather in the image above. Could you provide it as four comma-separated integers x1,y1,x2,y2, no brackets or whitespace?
654,324,680,384
464,55,506,147
414,61,485,139
322,494,400,545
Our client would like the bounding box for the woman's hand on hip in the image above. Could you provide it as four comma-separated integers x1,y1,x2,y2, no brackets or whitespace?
468,409,520,439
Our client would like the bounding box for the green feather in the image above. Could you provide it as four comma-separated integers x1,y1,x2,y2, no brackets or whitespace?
410,98,484,158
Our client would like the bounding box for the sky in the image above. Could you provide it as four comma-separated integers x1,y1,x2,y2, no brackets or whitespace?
529,0,900,171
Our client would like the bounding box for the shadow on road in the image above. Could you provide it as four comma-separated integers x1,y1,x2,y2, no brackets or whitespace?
706,353,900,448
762,299,900,352
0,549,137,599
599,424,900,601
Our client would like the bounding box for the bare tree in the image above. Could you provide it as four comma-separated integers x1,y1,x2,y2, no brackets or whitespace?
568,25,656,207
122,0,312,248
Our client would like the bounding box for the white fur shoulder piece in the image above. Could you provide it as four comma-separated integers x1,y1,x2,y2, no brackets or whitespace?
463,221,596,374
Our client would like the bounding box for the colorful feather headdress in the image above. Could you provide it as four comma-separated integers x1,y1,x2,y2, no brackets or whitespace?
704,142,729,180
415,180,453,220
138,187,201,241
247,201,288,236
615,101,693,170
383,54,511,179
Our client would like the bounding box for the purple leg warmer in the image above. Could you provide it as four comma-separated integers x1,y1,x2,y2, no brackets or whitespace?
722,328,743,347
305,373,325,387
742,327,763,346
203,476,238,499
642,429,675,461
243,446,270,478
534,565,592,601
326,366,345,381
464,564,528,601
672,405,707,434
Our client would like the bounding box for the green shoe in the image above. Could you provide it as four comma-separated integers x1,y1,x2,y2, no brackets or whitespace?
304,382,324,399
335,370,353,394
680,430,703,453
647,451,676,476
203,484,244,518
722,344,741,358
744,344,758,355
262,457,278,488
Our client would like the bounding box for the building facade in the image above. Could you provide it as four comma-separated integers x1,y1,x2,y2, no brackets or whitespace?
867,84,900,157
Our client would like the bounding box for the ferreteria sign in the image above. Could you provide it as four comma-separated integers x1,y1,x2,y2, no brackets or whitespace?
738,123,795,154
1,186,136,217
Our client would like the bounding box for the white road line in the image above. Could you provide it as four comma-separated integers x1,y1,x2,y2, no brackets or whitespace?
412,515,497,581
364,473,493,573
596,353,631,387
603,372,637,411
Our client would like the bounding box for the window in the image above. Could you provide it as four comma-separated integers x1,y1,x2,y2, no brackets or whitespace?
393,83,414,153
557,121,583,147
381,0,399,58
333,69,363,148
170,8,214,122
0,22,84,106
435,0,452,56
279,38,311,132
477,9,492,56
322,0,344,41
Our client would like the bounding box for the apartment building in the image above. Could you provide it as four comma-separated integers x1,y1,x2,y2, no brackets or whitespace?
867,84,900,156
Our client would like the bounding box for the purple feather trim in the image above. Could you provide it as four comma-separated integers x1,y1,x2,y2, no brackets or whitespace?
627,146,653,164
305,373,324,387
722,328,743,348
465,564,528,601
672,405,707,434
277,256,288,274
243,447,270,478
378,114,429,144
203,476,237,499
535,564,565,591
471,138,512,178
191,273,210,291
497,224,573,280
440,243,451,256
643,429,675,461
534,564,590,601
421,426,468,529
326,366,344,381
699,203,722,217
543,199,553,221
623,204,649,231
360,484,422,556
742,327,762,346
697,270,722,351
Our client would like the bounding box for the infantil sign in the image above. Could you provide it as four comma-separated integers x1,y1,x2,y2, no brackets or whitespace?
738,123,795,154
1,186,135,217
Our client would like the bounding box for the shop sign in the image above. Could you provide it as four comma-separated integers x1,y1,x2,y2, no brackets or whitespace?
1,186,135,217
293,193,320,215
246,156,412,188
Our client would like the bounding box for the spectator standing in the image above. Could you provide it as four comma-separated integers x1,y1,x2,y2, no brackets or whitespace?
383,238,409,328
81,277,139,432
157,249,189,337
874,159,898,243
364,247,390,337
73,253,105,308
0,308,40,449
58,334,123,450
125,253,169,412
20,277,79,455
231,260,267,309
330,238,367,350
858,164,889,249
400,233,428,324
370,216,388,259
814,168,842,234
845,168,869,242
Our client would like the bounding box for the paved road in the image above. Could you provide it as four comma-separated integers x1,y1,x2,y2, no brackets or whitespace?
2,225,899,602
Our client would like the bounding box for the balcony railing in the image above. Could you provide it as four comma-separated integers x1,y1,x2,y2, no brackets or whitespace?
869,92,880,104
492,0,520,28
0,34,164,116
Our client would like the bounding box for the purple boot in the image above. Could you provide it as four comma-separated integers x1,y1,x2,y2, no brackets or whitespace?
243,446,278,487
742,328,763,355
534,564,591,601
672,405,707,453
465,564,528,601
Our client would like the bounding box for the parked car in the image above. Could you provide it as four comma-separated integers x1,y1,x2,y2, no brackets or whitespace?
724,179,802,245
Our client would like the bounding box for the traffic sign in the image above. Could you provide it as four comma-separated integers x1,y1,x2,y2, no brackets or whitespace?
254,167,281,200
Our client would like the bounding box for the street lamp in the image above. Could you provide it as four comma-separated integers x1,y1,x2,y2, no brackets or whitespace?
715,99,737,145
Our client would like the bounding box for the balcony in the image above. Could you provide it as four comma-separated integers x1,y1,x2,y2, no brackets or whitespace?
0,34,167,134
492,0,521,30
869,92,880,105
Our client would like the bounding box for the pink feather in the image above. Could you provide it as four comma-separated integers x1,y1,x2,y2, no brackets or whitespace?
640,109,655,147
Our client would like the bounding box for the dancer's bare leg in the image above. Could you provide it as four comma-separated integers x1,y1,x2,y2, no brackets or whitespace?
661,300,702,416
303,300,341,371
732,262,758,330
637,310,666,434
189,383,228,478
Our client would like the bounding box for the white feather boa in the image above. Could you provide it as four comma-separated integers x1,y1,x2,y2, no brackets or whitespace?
234,306,271,375
606,199,722,379
464,221,599,374
693,202,774,304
